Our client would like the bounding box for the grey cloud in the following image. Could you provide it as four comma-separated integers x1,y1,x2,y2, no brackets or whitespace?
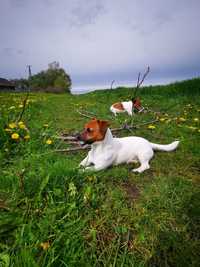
68,1,105,27
17,49,23,55
2,48,13,56
2,47,24,56
9,0,27,8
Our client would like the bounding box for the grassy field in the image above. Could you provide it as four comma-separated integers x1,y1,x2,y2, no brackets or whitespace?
0,78,200,267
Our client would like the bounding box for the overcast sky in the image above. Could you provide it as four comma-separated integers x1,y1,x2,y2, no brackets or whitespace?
0,0,200,91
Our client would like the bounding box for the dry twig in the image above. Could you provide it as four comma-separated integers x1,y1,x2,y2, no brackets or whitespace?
55,145,90,153
133,66,150,99
17,91,30,122
111,118,158,132
76,109,97,119
136,66,150,88
110,80,115,89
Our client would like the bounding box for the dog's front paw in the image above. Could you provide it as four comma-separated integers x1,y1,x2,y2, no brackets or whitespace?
132,168,143,173
85,166,95,172
78,166,95,173
79,161,87,167
78,166,86,174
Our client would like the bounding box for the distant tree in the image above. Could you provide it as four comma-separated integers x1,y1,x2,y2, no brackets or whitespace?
29,68,71,93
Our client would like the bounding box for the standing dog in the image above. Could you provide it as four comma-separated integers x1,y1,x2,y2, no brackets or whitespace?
78,118,179,173
110,97,144,116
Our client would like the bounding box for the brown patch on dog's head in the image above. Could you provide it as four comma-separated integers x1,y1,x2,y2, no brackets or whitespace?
132,97,142,109
113,102,125,110
78,118,110,144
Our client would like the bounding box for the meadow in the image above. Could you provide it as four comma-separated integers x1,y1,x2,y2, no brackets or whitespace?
0,78,200,267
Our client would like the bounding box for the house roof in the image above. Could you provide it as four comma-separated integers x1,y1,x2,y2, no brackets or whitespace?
0,78,15,87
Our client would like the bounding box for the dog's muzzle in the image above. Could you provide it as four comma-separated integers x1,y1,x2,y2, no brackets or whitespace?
76,133,93,145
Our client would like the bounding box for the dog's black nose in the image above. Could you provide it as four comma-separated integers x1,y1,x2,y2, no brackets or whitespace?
75,134,81,141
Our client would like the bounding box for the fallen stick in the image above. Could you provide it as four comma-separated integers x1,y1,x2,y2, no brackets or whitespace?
55,145,90,153
111,118,158,132
77,110,92,118
77,109,97,119
56,136,77,141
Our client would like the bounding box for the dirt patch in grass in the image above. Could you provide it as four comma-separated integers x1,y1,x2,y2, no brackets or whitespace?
121,181,140,202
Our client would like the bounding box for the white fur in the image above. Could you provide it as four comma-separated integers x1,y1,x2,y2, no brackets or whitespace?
110,101,133,116
80,129,179,173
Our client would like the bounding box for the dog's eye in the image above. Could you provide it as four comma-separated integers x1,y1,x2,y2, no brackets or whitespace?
87,128,93,132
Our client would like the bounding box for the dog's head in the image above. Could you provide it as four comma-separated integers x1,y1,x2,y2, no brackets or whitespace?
77,118,110,145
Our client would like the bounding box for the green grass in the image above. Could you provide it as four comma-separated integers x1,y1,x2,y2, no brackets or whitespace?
0,78,200,267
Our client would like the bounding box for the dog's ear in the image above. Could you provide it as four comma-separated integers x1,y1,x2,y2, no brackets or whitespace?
99,120,110,130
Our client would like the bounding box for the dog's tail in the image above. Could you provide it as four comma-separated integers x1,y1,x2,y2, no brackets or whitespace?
150,141,179,152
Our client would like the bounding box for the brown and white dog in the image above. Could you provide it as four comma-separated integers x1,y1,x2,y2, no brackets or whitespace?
110,97,144,116
77,118,179,173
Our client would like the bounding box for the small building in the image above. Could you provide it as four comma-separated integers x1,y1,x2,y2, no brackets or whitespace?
0,78,15,92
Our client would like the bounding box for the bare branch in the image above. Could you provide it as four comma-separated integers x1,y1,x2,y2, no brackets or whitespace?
136,72,141,88
133,66,150,99
17,91,30,122
110,80,115,89
55,145,90,153
56,136,77,141
110,118,158,132
77,109,97,119
137,66,150,88
76,110,93,119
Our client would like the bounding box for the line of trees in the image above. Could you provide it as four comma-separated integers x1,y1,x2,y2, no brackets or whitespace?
14,67,72,93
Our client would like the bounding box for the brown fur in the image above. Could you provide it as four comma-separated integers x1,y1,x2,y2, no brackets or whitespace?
80,118,109,143
113,102,125,110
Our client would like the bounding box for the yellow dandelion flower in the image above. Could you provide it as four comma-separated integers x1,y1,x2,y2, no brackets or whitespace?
9,122,17,129
19,124,26,129
148,125,156,129
4,128,12,132
18,121,24,125
11,133,19,140
24,135,30,140
159,118,165,122
43,124,49,127
193,118,199,122
40,241,50,250
46,139,53,145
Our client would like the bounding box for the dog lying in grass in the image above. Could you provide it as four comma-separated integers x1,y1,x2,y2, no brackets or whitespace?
77,118,179,173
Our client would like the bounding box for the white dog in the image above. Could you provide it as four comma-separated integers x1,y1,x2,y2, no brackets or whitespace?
78,118,179,173
110,98,144,116
110,100,133,116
